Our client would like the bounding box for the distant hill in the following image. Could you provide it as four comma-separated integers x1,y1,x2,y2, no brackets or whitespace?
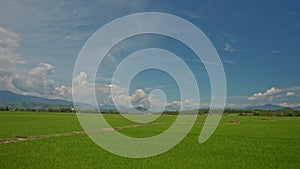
6,102,73,110
1,90,299,112
294,106,300,110
0,90,72,108
246,104,284,110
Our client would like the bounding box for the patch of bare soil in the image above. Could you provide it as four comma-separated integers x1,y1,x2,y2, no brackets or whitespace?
0,123,164,144
229,120,240,124
0,131,86,144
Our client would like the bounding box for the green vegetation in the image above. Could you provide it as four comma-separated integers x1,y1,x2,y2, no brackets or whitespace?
2,107,300,116
0,112,81,140
222,108,300,116
164,108,300,116
0,112,299,168
0,105,75,112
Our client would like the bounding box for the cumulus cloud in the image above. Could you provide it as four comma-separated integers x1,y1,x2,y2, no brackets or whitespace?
109,87,150,110
248,87,282,101
73,72,88,87
248,87,298,104
11,63,55,94
108,85,201,111
71,72,202,111
112,89,200,111
17,70,201,111
167,101,182,110
71,72,115,102
71,72,114,104
54,85,72,98
130,89,150,107
71,73,152,109
168,100,202,110
72,73,168,110
28,63,54,78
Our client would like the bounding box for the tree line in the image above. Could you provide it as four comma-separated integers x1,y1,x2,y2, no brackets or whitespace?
0,107,299,116
0,107,75,113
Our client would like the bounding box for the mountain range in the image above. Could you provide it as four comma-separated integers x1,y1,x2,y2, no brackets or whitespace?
245,104,300,111
0,90,299,111
245,104,284,110
0,90,71,106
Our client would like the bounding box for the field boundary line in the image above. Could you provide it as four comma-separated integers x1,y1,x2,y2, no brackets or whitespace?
0,121,204,144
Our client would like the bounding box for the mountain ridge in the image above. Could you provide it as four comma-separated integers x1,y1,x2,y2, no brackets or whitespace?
0,90,72,106
0,90,299,111
245,104,283,110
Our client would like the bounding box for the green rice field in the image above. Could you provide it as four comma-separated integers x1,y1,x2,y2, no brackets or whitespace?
0,111,299,168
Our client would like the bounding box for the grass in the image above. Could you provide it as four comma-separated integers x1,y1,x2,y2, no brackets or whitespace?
0,112,82,139
0,111,299,168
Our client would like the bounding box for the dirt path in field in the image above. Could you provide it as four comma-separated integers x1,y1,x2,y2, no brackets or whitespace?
260,118,276,121
0,121,203,144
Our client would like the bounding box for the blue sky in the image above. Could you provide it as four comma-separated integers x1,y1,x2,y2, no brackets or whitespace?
0,0,299,108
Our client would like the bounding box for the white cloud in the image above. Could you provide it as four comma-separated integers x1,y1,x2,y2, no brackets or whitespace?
71,73,203,111
224,43,232,51
110,88,150,110
73,72,88,87
283,86,300,91
0,69,12,90
28,63,54,78
248,87,298,107
54,85,72,98
168,100,181,106
131,89,147,103
286,91,295,97
71,72,116,104
0,27,25,90
223,34,240,52
167,100,201,110
223,43,238,52
106,86,201,111
277,102,300,108
0,26,25,66
11,63,55,95
248,87,282,101
223,34,236,42
0,0,150,95
225,103,251,109
223,60,236,64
